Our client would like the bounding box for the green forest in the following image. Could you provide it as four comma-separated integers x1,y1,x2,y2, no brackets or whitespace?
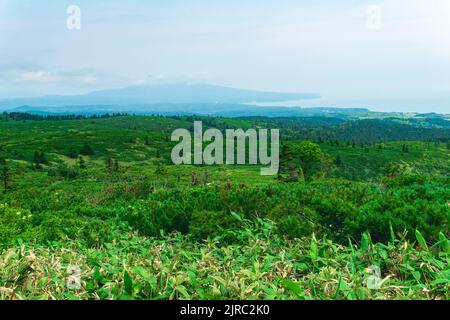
0,113,449,300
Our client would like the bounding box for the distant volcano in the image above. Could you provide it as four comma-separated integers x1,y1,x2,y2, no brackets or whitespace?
0,83,319,110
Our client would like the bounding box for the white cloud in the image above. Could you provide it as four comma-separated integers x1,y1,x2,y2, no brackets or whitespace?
19,71,60,82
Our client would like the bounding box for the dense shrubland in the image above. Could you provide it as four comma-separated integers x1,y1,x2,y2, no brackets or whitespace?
1,175,448,248
1,217,449,300
0,115,449,300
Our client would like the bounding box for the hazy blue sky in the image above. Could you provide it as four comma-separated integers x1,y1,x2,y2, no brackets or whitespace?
0,0,449,112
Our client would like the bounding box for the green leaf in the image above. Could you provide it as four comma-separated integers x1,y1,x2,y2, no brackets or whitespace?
415,230,428,251
281,280,304,298
361,233,370,252
389,222,396,243
133,266,157,287
174,285,191,299
64,292,79,300
333,275,351,299
430,278,450,286
310,241,318,261
124,271,133,296
333,276,342,299
186,270,198,286
93,267,103,282
412,271,421,281
438,232,449,253
379,249,388,260
230,211,243,222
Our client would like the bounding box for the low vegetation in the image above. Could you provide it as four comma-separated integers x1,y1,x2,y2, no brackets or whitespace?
0,114,448,300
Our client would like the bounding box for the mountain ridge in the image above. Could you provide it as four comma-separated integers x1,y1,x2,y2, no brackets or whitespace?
0,83,319,110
